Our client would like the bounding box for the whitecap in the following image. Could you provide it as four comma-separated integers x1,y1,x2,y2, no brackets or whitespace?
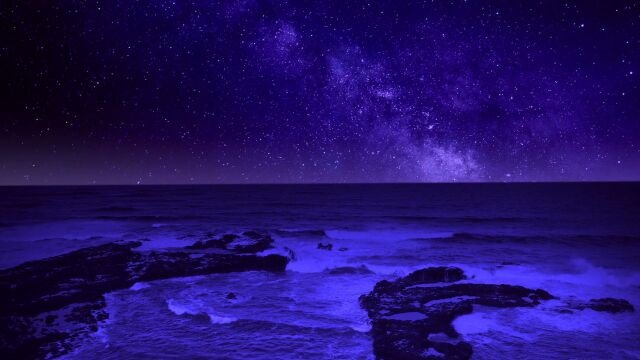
129,282,150,291
166,298,237,325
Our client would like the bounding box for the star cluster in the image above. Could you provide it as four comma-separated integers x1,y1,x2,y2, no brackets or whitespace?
1,0,639,184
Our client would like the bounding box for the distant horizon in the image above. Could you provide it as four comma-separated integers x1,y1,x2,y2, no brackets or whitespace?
1,180,639,187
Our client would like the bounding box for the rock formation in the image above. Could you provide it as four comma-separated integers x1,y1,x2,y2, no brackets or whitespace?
0,232,288,359
359,267,554,359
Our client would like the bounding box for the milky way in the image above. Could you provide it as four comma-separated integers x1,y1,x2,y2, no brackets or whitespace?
1,1,639,184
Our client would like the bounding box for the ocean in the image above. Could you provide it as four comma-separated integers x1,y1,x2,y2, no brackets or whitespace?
1,183,639,359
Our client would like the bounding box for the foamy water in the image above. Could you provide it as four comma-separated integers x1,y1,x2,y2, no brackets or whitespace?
1,184,639,359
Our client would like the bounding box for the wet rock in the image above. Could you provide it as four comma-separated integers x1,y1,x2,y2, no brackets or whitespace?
0,241,143,317
187,239,227,250
186,233,237,250
137,252,288,282
317,242,333,251
229,231,274,253
325,265,374,275
0,240,288,359
187,231,274,254
578,298,634,313
359,267,554,360
45,315,56,326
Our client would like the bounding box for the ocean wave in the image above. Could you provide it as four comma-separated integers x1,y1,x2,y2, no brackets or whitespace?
0,202,42,209
275,229,328,237
386,215,536,223
94,215,212,221
166,298,237,324
457,259,640,298
129,282,151,291
454,301,638,341
424,232,640,244
95,206,137,212
325,229,454,241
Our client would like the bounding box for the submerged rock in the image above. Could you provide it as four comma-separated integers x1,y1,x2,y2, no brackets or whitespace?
0,240,288,359
359,267,554,360
325,265,374,275
578,298,635,313
317,242,333,251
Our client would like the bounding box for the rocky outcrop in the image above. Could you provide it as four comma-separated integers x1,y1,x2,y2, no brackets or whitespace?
576,298,635,313
187,230,275,253
359,267,554,360
0,236,288,359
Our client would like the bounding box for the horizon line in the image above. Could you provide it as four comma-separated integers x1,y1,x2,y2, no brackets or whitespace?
0,180,639,187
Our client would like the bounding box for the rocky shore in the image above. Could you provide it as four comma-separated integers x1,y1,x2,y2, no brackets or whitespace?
0,231,288,359
1,233,635,360
359,266,635,360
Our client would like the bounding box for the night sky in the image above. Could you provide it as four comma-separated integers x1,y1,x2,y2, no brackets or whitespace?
1,0,639,185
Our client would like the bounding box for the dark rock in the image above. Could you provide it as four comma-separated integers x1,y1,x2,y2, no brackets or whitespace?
138,252,287,282
317,243,333,251
186,231,274,254
369,267,465,297
186,239,227,250
325,265,374,275
578,298,634,313
0,241,143,317
220,233,241,244
0,240,288,359
230,231,274,253
359,267,554,360
226,292,237,300
44,315,56,326
242,230,262,239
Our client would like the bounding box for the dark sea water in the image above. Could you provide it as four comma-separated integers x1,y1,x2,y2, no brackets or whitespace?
1,183,639,359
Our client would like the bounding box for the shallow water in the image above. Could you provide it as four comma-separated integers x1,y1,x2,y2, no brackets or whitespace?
1,183,639,359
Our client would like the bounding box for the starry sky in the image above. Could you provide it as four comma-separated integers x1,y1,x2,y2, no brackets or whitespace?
1,0,639,184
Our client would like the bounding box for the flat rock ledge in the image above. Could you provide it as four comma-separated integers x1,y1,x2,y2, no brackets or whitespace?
0,233,288,359
359,267,554,360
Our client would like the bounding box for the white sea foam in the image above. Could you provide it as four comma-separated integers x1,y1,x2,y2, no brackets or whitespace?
129,282,150,291
166,298,237,324
454,258,640,299
206,313,237,324
350,323,372,333
453,308,536,341
271,227,444,275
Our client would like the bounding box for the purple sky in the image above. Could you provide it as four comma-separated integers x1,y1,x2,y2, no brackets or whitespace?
1,1,639,184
